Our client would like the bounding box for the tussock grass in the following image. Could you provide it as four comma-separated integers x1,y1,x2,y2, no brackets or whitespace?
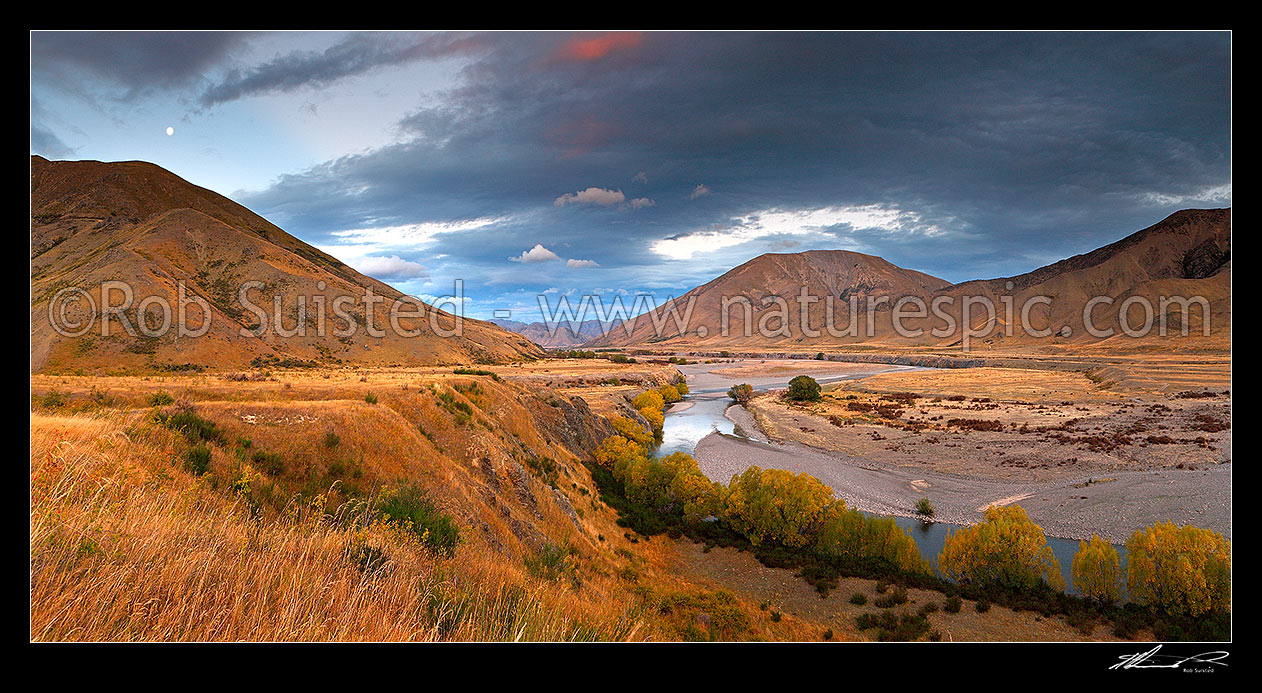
29,413,647,641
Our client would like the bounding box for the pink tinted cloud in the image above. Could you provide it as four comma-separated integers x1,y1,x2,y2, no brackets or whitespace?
554,32,643,62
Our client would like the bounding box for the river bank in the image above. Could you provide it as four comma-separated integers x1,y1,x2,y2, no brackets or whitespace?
666,359,1231,547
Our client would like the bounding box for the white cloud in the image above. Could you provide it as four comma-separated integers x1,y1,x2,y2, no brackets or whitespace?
555,187,626,207
626,197,655,209
632,171,648,183
690,184,711,199
1141,183,1232,207
566,259,600,268
321,216,510,262
651,204,942,260
351,255,429,280
509,244,561,263
417,294,473,314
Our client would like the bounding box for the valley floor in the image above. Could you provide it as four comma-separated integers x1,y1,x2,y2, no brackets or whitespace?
31,350,1225,641
684,357,1231,544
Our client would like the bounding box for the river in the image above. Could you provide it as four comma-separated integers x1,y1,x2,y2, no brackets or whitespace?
658,358,1131,593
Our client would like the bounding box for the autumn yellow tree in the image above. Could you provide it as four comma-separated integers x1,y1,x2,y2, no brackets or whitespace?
658,385,682,404
610,416,653,447
1125,521,1230,616
593,434,647,469
631,390,666,437
618,451,720,521
938,505,1064,591
721,466,834,547
815,502,927,574
1071,534,1120,604
631,390,665,412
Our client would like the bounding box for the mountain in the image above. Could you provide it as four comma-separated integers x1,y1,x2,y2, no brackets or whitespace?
585,249,954,348
491,318,622,349
30,156,542,372
587,209,1230,351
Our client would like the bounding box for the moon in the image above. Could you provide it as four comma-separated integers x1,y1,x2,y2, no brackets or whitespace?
165,126,174,136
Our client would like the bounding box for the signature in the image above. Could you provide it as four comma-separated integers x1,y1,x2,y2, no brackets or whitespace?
1111,645,1229,671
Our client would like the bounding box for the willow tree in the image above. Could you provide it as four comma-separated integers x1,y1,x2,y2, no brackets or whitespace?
1125,521,1230,616
727,383,754,405
721,466,834,547
1071,534,1121,604
938,505,1064,591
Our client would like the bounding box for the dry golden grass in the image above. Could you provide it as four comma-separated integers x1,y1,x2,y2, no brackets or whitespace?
30,364,812,642
845,366,1120,402
29,412,650,641
37,360,1144,642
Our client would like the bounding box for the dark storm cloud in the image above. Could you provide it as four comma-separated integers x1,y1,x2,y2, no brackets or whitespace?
199,32,490,107
238,31,1230,290
31,31,248,98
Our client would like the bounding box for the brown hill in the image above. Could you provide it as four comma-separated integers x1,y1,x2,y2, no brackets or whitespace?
30,156,542,372
585,249,952,348
589,209,1230,352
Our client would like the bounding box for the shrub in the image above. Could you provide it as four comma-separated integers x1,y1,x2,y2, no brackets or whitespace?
251,450,285,476
915,497,935,517
1071,534,1121,604
975,599,991,613
156,408,225,445
376,484,461,556
364,393,378,405
786,375,821,402
323,430,341,448
943,595,963,613
874,585,908,608
434,390,475,425
38,391,67,408
856,611,931,641
148,391,175,407
184,445,212,476
727,383,754,405
1125,521,1230,616
453,368,501,381
525,542,578,586
938,505,1065,591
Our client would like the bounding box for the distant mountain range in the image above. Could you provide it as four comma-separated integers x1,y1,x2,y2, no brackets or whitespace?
586,208,1230,352
490,318,622,348
31,157,1229,365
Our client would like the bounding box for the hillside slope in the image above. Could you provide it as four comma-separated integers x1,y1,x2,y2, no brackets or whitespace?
31,156,542,372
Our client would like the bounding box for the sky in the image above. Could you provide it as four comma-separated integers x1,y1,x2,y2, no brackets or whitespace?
30,31,1232,322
